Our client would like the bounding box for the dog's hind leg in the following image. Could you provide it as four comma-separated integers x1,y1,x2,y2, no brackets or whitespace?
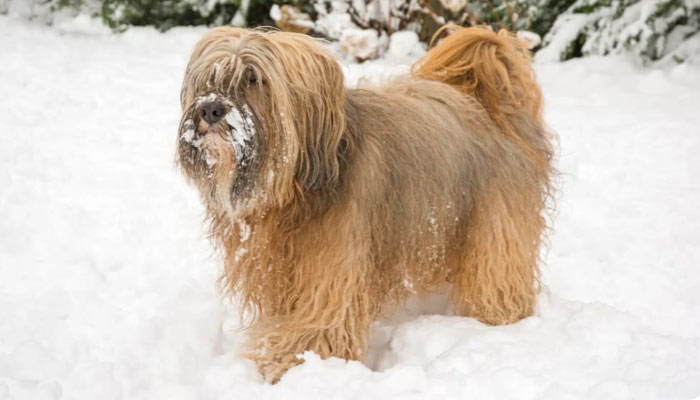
447,184,544,326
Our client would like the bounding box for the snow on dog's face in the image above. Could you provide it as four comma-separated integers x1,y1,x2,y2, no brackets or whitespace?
177,27,348,214
178,90,264,212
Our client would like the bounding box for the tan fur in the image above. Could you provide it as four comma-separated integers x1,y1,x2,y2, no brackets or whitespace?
176,26,555,382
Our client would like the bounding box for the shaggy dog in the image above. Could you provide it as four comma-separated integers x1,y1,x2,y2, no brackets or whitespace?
177,26,554,382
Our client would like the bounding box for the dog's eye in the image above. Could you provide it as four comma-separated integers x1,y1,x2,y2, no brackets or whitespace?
245,74,265,87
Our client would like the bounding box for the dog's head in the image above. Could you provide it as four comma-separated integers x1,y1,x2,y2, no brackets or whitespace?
177,27,347,214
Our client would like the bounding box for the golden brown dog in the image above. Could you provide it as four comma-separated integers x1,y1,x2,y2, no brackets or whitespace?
177,26,554,382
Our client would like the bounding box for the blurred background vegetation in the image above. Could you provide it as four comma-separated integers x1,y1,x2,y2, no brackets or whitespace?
9,0,699,63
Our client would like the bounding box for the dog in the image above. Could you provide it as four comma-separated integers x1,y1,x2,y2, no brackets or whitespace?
177,26,554,382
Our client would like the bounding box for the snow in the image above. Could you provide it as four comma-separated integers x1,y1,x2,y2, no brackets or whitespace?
340,28,380,61
269,4,282,21
1,15,700,400
439,0,467,13
661,34,700,66
386,30,426,60
181,120,197,144
223,103,256,162
313,0,356,40
537,13,596,62
237,220,251,243
231,0,250,27
516,30,542,50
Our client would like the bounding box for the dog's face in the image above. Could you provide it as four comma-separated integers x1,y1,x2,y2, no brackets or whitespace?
177,27,348,214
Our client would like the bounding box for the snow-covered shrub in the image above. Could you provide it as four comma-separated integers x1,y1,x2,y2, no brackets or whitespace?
310,0,575,59
2,0,97,23
312,0,356,39
30,0,276,30
312,0,434,59
467,0,577,37
101,0,241,31
312,0,451,43
539,0,700,63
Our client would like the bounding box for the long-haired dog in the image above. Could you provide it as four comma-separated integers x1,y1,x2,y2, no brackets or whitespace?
177,26,554,382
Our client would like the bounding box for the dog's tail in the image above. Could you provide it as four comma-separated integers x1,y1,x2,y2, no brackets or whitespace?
412,26,551,170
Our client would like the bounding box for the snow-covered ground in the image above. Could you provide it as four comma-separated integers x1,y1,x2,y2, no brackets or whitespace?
1,15,699,400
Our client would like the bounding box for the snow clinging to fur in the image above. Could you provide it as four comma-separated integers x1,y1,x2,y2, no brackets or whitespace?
225,104,256,161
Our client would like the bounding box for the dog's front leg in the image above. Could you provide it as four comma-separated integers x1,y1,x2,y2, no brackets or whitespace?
247,298,372,383
244,226,375,382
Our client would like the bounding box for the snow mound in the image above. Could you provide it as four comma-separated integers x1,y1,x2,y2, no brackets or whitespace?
341,28,380,61
387,31,426,60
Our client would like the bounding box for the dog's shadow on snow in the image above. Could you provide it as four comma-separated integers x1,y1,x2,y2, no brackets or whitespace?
365,288,453,371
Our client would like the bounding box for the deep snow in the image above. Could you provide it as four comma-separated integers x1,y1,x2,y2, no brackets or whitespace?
1,15,699,400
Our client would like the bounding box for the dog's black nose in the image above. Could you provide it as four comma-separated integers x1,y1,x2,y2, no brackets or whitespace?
201,101,225,125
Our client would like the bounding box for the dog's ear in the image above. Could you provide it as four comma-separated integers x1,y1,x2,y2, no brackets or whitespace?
266,33,348,194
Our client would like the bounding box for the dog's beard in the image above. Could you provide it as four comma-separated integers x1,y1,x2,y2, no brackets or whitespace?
177,93,259,212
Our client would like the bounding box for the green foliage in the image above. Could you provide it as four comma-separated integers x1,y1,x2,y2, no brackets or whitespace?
51,0,87,10
101,0,239,31
466,0,577,37
527,0,579,36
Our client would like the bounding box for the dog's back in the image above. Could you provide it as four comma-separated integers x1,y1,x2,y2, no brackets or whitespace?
338,28,555,325
413,27,553,173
